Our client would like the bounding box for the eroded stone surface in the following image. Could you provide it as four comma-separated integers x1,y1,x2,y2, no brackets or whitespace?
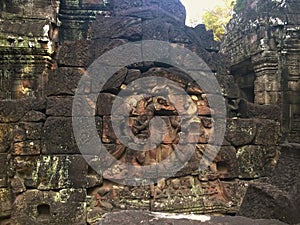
46,67,86,96
237,145,278,179
0,100,33,123
0,124,13,153
0,154,8,187
0,0,298,224
12,155,101,190
222,0,300,143
225,119,257,147
0,188,12,219
238,143,300,224
96,210,288,225
43,117,79,154
0,0,58,100
238,99,281,121
11,189,87,225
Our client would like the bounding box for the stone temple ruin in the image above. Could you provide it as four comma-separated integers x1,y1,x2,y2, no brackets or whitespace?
0,0,299,224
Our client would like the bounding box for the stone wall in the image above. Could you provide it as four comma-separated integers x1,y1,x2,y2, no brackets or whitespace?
0,0,59,99
222,0,300,223
59,0,110,41
222,0,300,143
0,0,296,225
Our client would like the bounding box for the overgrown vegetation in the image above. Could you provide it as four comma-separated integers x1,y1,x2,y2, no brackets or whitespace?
202,0,237,41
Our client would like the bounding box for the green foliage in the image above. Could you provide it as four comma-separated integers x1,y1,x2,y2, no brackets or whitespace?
202,0,236,42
